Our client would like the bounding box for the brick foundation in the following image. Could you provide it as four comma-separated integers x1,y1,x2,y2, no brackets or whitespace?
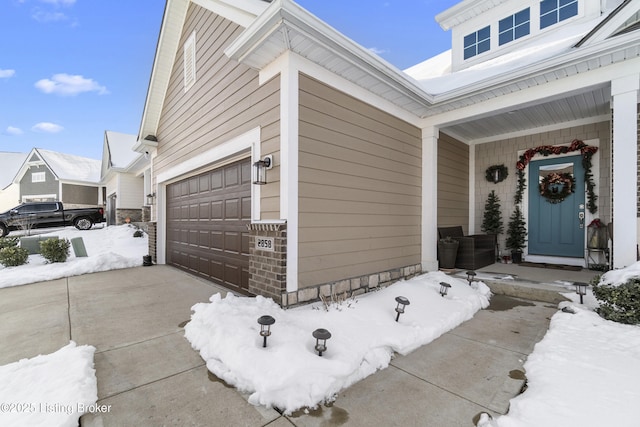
280,263,422,308
148,222,157,262
248,222,287,301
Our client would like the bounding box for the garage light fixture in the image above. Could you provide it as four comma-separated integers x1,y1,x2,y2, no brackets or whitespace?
257,315,275,348
312,328,331,357
253,155,273,185
394,296,410,322
146,193,156,205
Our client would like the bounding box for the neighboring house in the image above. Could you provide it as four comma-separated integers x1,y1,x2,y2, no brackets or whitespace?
135,0,639,306
0,152,29,212
11,148,102,208
100,131,151,225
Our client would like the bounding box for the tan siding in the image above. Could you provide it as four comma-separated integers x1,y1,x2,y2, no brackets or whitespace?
154,4,280,220
438,133,470,233
298,74,421,288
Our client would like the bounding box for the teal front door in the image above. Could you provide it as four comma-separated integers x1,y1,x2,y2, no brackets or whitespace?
528,155,585,257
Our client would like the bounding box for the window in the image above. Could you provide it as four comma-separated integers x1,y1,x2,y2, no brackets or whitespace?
464,26,491,60
183,31,196,91
499,8,530,45
31,172,45,183
540,0,578,29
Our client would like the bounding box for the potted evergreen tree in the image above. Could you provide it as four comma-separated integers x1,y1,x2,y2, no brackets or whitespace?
481,190,503,261
506,205,527,263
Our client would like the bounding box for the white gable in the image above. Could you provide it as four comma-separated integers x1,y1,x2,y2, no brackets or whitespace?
105,131,141,169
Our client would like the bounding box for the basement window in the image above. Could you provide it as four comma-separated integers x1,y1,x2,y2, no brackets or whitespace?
183,31,196,92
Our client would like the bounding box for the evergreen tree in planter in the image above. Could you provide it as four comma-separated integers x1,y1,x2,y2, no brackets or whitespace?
481,190,503,260
506,205,527,263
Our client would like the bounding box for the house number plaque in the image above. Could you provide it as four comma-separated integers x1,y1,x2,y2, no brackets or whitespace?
256,237,275,252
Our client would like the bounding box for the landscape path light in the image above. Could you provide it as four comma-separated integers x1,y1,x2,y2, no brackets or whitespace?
257,315,275,348
312,328,331,357
439,282,452,297
573,282,588,304
466,270,477,286
394,296,410,322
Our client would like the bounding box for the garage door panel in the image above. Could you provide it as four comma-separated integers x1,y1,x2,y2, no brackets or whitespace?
167,158,251,293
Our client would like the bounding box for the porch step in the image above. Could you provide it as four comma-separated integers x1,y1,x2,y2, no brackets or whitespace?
452,271,573,304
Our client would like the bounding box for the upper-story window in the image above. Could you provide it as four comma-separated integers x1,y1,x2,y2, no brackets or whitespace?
464,26,491,60
183,31,196,92
499,8,531,45
540,0,578,29
31,172,45,183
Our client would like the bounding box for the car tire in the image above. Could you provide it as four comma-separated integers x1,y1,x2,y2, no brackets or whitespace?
0,223,7,238
74,217,93,231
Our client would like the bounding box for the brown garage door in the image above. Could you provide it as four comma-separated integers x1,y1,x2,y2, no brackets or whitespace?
167,159,251,293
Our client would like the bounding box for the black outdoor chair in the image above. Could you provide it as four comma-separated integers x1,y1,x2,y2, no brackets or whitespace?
437,226,496,270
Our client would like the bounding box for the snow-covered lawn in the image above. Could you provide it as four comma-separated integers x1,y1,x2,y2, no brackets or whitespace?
0,224,148,289
0,342,98,427
185,272,492,414
480,263,640,427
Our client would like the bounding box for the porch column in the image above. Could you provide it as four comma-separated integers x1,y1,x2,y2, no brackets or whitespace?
611,74,639,268
421,126,439,272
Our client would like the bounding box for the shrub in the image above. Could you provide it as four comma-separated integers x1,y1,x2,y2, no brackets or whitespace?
592,277,640,325
133,229,144,238
0,237,19,250
39,238,71,263
0,246,29,267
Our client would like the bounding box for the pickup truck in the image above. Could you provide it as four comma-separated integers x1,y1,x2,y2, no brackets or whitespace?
0,202,105,238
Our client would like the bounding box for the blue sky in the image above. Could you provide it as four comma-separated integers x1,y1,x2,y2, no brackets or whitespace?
0,0,458,161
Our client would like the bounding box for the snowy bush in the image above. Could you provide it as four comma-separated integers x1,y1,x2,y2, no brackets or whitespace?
39,238,71,263
0,236,19,250
592,276,640,325
0,246,29,267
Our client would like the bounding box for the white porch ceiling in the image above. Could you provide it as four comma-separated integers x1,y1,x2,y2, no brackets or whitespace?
439,85,612,143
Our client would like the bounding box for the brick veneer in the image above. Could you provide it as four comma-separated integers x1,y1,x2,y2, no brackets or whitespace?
248,222,287,302
147,222,157,262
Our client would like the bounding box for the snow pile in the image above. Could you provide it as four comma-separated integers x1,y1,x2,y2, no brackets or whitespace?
480,262,640,427
184,271,491,414
0,342,98,427
0,225,148,289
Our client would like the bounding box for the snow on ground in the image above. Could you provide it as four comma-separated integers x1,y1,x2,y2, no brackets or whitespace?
480,262,640,427
0,342,98,427
0,224,148,289
184,271,492,414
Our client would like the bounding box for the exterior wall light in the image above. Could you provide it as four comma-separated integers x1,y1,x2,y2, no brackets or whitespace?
573,282,588,304
146,193,156,206
312,328,331,357
439,282,451,297
253,155,273,185
257,315,275,348
466,270,477,286
394,296,410,322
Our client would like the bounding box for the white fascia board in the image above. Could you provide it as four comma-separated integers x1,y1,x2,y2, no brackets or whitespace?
226,0,435,106
578,0,639,47
436,0,509,30
137,0,189,148
430,30,640,105
191,0,267,28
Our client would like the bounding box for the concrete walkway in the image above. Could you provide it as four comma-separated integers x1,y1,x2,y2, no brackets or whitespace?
0,266,559,426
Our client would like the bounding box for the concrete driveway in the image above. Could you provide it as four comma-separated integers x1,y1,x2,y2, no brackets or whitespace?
0,265,558,426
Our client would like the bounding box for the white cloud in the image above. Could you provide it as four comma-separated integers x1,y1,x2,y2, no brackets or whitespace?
0,69,16,78
32,122,64,133
368,47,389,55
32,10,67,22
40,0,76,6
6,126,24,135
35,74,109,96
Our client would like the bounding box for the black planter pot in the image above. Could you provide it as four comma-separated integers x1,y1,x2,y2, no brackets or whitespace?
143,255,153,266
438,241,459,269
511,251,523,264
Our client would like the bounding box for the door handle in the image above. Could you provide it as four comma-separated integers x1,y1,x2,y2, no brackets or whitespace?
578,211,585,229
